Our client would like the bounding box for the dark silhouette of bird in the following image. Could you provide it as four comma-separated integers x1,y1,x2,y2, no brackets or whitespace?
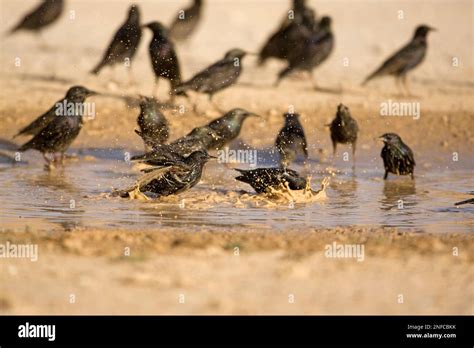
132,126,220,165
135,96,169,149
17,86,97,165
143,21,183,97
14,86,92,139
90,4,142,75
173,48,250,101
258,1,317,66
119,150,213,198
275,112,308,166
8,0,64,35
275,16,334,87
379,133,415,180
328,104,359,158
206,108,259,149
362,25,436,94
133,108,257,165
235,167,307,194
169,0,204,42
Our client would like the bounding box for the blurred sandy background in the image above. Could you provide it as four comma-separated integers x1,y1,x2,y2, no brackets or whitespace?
0,0,473,314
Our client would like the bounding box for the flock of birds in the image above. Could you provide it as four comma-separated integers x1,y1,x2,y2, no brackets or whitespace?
8,0,441,200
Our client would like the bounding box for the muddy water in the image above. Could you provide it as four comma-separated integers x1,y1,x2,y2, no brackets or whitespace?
0,147,472,233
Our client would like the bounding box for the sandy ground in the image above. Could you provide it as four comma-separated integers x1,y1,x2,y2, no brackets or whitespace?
0,0,473,314
1,227,473,314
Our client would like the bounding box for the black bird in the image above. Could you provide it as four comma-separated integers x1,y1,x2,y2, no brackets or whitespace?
91,4,142,75
9,0,64,35
135,96,169,149
132,126,220,165
169,0,204,42
133,108,257,165
173,48,249,101
143,21,183,97
206,108,259,149
379,133,415,180
275,112,308,166
258,1,317,65
14,86,90,139
362,25,436,94
275,16,334,87
17,86,97,165
235,167,307,194
328,104,359,158
120,150,213,198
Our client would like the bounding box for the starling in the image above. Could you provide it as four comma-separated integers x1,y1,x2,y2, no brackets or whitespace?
275,16,334,87
132,126,220,165
135,96,169,149
379,133,415,180
206,108,259,149
328,103,359,157
362,25,436,94
17,86,97,164
235,167,307,194
169,0,204,42
258,1,317,65
90,4,142,75
8,0,64,35
275,112,308,166
120,150,213,198
173,48,249,100
14,86,90,139
143,21,183,97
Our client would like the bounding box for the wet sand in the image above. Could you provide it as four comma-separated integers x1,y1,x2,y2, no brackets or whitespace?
0,0,473,314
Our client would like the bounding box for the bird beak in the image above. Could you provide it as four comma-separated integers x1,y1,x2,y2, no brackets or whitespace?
248,112,262,118
429,27,437,32
378,135,386,142
87,89,99,96
141,23,151,29
208,155,218,159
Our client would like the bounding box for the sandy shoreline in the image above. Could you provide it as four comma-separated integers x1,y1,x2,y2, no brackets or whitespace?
1,227,473,314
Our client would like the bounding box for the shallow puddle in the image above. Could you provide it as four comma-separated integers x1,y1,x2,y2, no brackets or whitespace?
0,146,472,233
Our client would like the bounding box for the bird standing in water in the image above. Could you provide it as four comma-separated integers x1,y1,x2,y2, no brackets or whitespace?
135,96,169,150
143,21,183,98
275,16,334,87
379,133,415,180
328,104,359,160
90,4,142,76
119,150,214,199
8,0,64,36
169,0,204,42
17,86,98,166
362,25,436,95
275,112,308,167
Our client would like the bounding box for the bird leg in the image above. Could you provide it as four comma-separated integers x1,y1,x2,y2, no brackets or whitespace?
152,78,159,97
309,71,318,90
384,170,389,180
127,66,136,87
401,75,412,97
351,142,357,167
332,141,337,157
43,153,52,165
